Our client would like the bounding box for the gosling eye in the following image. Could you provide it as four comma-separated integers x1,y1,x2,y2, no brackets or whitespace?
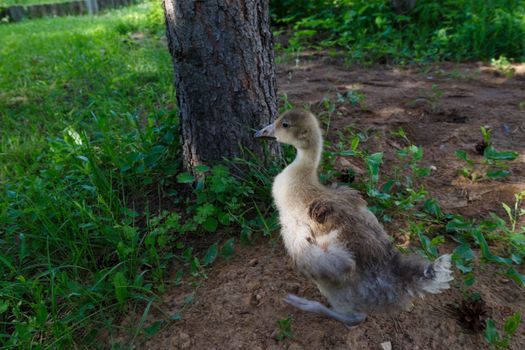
282,122,290,128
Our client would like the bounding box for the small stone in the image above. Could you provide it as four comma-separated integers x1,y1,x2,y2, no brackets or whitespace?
249,258,259,267
380,341,392,350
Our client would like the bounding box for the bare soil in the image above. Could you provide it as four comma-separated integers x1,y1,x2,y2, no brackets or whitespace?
142,55,525,349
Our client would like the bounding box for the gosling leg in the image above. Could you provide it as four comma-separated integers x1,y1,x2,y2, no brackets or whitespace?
284,294,366,327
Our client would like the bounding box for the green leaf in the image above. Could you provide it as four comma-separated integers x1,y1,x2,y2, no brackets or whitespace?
464,272,475,286
481,126,491,143
455,150,468,161
509,233,525,244
484,319,499,344
350,136,360,151
35,303,47,326
203,243,218,266
194,164,210,173
511,253,522,265
202,217,218,233
365,152,383,185
423,198,443,218
446,217,474,232
174,269,184,285
113,272,128,305
503,312,521,336
196,203,217,220
211,165,229,177
190,257,202,276
0,254,15,272
276,316,294,340
177,172,195,183
505,267,525,287
502,202,513,222
472,230,513,265
414,166,431,177
339,150,357,156
417,231,438,258
486,169,510,179
220,238,235,259
453,244,475,260
144,320,163,336
483,146,519,161
430,235,445,247
0,301,9,315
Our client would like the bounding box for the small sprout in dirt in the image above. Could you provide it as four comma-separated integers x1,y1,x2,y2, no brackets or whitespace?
490,55,515,78
276,315,294,340
484,312,521,349
321,96,337,114
456,293,489,333
455,129,519,182
475,126,491,155
410,84,443,112
337,89,366,107
391,127,410,144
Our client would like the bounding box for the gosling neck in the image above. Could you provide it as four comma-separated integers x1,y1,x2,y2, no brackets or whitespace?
289,137,323,184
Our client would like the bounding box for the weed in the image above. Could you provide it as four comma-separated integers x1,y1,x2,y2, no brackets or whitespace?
409,84,443,112
279,93,295,113
484,312,521,349
491,56,515,78
455,128,519,181
276,315,294,340
337,90,366,108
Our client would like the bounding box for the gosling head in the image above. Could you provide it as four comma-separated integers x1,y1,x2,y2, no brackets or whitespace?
254,109,322,151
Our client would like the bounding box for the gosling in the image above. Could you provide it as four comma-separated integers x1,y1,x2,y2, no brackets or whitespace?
255,109,453,326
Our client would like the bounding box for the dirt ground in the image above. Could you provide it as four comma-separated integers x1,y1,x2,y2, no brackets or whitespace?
142,55,525,349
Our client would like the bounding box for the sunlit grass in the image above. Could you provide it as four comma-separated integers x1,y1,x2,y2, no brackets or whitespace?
0,2,178,347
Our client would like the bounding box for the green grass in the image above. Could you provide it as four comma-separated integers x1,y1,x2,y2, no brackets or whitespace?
0,2,182,347
0,4,280,347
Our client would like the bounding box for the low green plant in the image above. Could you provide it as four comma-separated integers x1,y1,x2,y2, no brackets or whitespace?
484,312,521,349
273,0,525,63
409,84,444,112
491,55,515,78
455,128,519,181
276,315,294,340
337,90,366,107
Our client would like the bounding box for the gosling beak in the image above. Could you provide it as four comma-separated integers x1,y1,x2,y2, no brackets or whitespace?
254,122,276,140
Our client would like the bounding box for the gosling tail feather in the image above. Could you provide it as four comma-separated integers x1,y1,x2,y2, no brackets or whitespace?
420,254,453,294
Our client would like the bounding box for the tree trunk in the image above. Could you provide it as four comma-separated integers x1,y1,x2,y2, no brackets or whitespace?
163,0,278,172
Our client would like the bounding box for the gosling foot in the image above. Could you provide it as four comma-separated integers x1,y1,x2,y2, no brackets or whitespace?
284,294,366,327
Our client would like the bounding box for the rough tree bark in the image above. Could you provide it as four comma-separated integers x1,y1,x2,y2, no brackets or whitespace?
163,0,278,172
